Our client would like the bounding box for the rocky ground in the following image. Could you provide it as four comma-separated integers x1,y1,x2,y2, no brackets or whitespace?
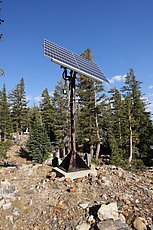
0,145,153,230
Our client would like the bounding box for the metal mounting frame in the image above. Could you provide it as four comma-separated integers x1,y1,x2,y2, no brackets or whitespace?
59,68,89,172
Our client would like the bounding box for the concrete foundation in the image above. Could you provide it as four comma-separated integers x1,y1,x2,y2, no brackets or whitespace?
53,167,97,180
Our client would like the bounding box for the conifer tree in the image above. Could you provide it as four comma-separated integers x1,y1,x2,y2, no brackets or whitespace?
121,69,152,164
77,48,105,158
77,74,95,143
107,69,153,167
26,107,51,163
9,78,28,135
0,84,12,141
39,88,55,141
52,79,70,147
138,111,153,166
77,49,96,157
108,88,125,163
97,96,112,157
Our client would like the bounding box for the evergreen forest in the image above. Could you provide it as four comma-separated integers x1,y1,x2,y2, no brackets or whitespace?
0,49,153,170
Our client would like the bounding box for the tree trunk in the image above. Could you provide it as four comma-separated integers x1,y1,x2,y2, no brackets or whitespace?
63,147,66,158
128,115,133,163
96,142,100,160
119,118,122,140
90,144,94,159
3,134,6,142
95,88,101,160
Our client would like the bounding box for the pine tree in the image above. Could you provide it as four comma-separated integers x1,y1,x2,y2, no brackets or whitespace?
9,78,28,136
92,80,106,160
77,49,95,156
77,48,105,158
121,69,152,164
26,107,51,163
77,74,95,142
52,79,70,147
138,112,153,166
0,84,12,141
107,69,153,168
107,87,126,164
97,96,112,158
39,88,55,141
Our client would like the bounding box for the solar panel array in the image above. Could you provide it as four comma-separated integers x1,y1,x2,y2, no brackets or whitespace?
44,39,109,83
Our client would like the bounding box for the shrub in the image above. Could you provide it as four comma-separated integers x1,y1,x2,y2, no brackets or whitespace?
126,159,146,172
26,111,51,163
110,154,128,169
0,140,12,161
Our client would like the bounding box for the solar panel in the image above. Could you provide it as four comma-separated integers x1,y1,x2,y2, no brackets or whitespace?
44,39,109,83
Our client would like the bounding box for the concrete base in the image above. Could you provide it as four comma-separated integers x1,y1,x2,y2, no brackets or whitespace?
53,167,97,180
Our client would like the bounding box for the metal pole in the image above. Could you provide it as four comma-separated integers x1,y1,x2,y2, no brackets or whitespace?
70,71,76,154
59,69,89,172
68,71,77,170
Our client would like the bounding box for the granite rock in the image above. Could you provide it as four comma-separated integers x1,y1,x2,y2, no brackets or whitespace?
97,202,119,221
97,219,132,230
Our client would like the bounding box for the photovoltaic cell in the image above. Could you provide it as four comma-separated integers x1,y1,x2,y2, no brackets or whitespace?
44,39,109,83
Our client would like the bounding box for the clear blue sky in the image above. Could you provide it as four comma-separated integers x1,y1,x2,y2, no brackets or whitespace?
1,0,153,114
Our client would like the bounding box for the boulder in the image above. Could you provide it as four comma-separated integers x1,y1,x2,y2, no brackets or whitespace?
147,225,153,230
2,202,12,210
97,219,131,230
133,217,147,230
0,179,16,199
79,202,89,209
97,202,119,221
87,215,95,224
76,222,91,230
43,158,53,165
119,213,126,223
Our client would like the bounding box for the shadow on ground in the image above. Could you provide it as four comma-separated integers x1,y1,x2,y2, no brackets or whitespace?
0,162,18,168
18,147,32,161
